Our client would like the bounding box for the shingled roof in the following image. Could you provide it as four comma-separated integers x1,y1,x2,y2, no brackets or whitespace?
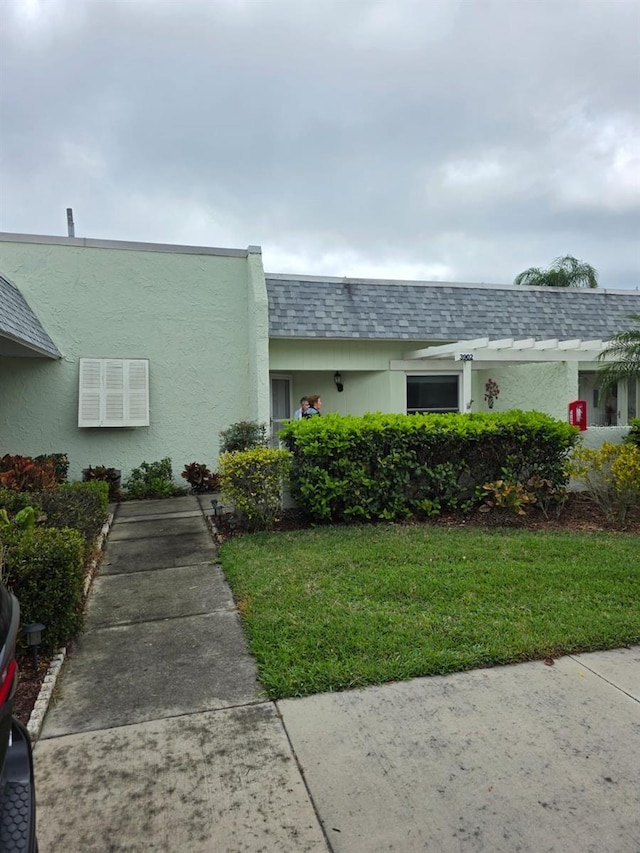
266,275,640,342
0,274,61,357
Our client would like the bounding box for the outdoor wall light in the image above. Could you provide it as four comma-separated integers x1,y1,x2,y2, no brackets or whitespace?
334,371,344,392
24,622,46,671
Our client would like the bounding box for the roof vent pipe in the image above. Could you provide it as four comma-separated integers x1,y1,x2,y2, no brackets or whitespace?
66,208,75,238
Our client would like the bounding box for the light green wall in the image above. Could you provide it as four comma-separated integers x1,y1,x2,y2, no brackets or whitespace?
474,363,578,419
270,340,593,423
269,339,427,417
0,238,269,480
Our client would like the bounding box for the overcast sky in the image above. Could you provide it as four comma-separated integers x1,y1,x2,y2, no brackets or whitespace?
1,0,639,288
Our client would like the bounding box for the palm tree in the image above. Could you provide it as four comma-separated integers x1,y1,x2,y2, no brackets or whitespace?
597,314,640,392
514,255,599,288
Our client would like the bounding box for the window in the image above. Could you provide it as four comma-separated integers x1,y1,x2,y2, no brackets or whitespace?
78,359,149,427
407,374,459,414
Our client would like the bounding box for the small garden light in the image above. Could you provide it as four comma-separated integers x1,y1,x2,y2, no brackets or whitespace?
24,622,46,671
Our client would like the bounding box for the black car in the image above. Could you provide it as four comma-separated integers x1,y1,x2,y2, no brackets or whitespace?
0,584,37,852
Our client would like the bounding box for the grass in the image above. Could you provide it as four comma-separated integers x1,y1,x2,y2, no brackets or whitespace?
219,524,640,699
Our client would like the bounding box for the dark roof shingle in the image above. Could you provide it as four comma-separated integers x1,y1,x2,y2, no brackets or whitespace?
0,275,61,357
266,276,640,342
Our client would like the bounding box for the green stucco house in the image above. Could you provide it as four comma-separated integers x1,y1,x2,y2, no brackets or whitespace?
1,231,638,481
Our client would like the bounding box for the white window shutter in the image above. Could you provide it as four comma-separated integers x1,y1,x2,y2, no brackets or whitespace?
104,360,126,426
125,360,150,426
79,358,149,427
78,359,103,427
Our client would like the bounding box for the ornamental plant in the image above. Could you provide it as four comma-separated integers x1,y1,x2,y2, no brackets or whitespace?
218,447,291,531
181,462,219,494
484,378,500,409
0,454,58,492
570,442,640,525
478,479,536,516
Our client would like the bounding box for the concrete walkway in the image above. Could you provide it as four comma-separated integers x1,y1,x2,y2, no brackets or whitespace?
34,496,327,852
34,497,640,852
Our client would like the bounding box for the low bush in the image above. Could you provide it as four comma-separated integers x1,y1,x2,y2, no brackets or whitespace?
0,454,58,492
181,462,219,494
0,487,39,516
83,465,122,501
478,479,537,517
219,421,269,454
38,482,109,557
123,458,183,500
280,411,578,523
218,447,291,531
570,441,640,525
625,418,640,449
3,526,85,654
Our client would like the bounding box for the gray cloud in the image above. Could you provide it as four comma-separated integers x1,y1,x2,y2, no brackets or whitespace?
1,0,639,287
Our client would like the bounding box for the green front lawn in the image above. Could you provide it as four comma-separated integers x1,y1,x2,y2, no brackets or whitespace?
219,525,640,699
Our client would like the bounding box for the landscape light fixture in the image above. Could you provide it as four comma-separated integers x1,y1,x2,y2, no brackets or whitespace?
334,371,344,392
24,622,46,671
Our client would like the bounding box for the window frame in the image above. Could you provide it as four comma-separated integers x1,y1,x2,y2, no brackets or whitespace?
405,372,461,414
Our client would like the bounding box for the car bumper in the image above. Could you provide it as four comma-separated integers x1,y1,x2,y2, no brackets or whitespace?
0,718,37,852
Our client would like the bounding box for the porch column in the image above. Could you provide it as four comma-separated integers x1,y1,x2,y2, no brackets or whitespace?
462,358,473,411
617,380,629,426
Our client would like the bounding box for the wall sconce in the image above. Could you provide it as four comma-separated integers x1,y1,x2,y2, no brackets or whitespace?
24,622,46,671
334,371,344,392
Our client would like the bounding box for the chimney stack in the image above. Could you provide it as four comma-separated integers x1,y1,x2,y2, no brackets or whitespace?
66,208,75,238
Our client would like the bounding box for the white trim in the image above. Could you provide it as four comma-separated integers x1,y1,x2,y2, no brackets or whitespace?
403,337,610,364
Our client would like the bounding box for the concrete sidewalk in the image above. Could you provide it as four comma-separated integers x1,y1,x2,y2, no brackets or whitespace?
33,496,640,852
34,496,327,852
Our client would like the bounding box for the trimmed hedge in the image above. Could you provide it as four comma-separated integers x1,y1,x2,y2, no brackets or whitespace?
0,488,37,516
280,411,579,523
38,482,109,557
0,482,109,558
219,447,291,531
3,526,85,654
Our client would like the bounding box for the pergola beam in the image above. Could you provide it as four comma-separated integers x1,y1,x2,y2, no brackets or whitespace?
403,336,610,363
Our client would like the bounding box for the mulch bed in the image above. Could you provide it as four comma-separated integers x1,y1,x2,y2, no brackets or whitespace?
14,655,50,727
15,493,639,728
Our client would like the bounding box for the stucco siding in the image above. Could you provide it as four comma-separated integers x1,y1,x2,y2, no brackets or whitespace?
474,363,578,419
269,338,425,372
0,240,266,480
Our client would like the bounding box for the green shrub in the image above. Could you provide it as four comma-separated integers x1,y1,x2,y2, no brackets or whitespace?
123,458,183,500
181,462,219,494
83,465,122,501
3,526,85,654
280,411,578,523
38,482,109,557
570,442,640,525
218,448,291,531
0,487,38,515
219,421,269,454
625,418,640,449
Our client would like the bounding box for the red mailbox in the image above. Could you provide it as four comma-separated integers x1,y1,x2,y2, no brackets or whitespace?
568,399,587,431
